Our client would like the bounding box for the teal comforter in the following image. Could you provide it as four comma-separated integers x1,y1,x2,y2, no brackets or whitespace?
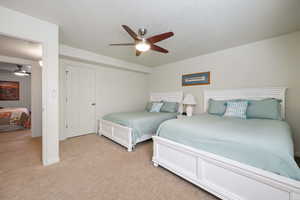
103,111,177,145
157,114,300,180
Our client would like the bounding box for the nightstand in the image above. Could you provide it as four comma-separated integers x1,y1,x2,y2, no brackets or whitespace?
177,115,188,119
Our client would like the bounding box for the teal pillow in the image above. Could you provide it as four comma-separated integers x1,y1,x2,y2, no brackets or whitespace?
246,98,281,120
223,101,249,119
208,99,227,116
150,102,163,112
145,101,161,112
160,102,179,113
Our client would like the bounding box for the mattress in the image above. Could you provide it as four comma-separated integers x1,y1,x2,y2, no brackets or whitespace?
156,113,300,180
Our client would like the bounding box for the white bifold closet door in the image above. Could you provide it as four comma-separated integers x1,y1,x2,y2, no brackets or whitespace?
65,65,96,138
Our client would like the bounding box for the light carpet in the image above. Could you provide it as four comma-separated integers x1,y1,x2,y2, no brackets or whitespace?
0,130,218,200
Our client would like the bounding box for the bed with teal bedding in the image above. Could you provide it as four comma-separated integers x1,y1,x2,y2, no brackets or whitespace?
156,113,300,180
103,111,177,145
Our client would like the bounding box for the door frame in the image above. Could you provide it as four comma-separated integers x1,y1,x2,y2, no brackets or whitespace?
60,59,97,140
0,6,60,165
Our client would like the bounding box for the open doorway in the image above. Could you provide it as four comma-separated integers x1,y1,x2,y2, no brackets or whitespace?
0,34,43,168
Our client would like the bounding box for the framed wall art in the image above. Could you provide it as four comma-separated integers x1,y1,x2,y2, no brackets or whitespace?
182,71,210,86
0,81,20,100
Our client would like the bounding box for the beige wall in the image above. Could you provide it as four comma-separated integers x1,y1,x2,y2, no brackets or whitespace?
149,31,300,153
60,59,149,140
95,65,149,117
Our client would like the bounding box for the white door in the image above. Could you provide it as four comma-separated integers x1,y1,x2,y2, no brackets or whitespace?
65,65,96,138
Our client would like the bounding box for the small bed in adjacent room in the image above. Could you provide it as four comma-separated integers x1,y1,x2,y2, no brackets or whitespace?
152,88,300,200
98,91,183,151
0,107,30,132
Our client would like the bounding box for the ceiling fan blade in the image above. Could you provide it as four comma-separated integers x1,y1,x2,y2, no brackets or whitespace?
151,45,169,53
122,25,138,40
136,50,142,56
109,43,135,46
147,32,174,44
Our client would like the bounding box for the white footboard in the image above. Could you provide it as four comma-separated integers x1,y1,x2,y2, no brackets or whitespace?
152,136,300,200
99,120,133,151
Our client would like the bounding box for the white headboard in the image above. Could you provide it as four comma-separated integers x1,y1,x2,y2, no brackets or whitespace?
150,91,184,113
203,87,287,119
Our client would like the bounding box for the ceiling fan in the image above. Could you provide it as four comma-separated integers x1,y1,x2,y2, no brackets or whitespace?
110,25,174,56
14,65,31,76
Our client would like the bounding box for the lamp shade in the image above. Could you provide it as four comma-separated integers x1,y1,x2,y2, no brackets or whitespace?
183,94,196,105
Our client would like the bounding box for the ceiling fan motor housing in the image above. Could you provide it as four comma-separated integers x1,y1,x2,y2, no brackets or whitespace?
138,28,147,37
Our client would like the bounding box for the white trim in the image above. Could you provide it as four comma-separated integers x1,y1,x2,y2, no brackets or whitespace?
60,45,152,74
42,156,60,166
153,136,300,200
98,91,183,151
204,87,287,119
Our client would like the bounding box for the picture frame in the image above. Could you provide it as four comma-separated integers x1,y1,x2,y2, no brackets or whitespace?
0,81,20,100
182,71,210,86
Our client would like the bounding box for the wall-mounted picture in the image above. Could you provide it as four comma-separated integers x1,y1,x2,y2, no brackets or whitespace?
0,81,20,100
182,71,210,86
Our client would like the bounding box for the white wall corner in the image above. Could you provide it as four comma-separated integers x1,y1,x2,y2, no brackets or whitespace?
0,5,60,166
59,45,153,74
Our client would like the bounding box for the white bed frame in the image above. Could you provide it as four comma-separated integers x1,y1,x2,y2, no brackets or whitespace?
153,87,300,200
98,91,183,152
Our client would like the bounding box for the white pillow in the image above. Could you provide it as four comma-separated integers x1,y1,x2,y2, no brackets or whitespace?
223,101,248,119
150,102,163,112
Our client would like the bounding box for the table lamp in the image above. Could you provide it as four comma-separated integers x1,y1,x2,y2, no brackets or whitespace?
183,94,196,117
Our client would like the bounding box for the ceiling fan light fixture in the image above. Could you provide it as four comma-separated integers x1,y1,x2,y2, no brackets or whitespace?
111,25,174,56
13,65,30,76
135,39,150,52
14,71,29,76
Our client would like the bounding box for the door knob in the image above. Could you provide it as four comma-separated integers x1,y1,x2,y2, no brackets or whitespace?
91,103,96,106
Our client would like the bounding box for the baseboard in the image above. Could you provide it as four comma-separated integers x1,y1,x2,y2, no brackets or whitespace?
43,156,60,166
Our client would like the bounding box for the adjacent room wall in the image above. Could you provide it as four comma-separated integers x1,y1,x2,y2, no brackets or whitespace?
59,59,149,140
31,62,42,137
0,71,31,109
149,31,300,153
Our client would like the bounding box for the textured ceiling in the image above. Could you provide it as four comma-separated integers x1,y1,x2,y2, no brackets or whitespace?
0,0,300,67
0,34,42,61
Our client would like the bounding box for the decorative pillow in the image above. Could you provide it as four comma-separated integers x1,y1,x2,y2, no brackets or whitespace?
145,102,153,112
149,102,164,112
160,102,179,113
246,98,281,120
208,99,227,116
145,101,161,112
223,101,248,119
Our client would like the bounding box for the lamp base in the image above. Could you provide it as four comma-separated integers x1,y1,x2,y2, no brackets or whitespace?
186,106,193,117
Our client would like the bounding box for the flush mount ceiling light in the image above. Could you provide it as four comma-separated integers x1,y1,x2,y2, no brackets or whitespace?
110,25,174,56
13,65,31,76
